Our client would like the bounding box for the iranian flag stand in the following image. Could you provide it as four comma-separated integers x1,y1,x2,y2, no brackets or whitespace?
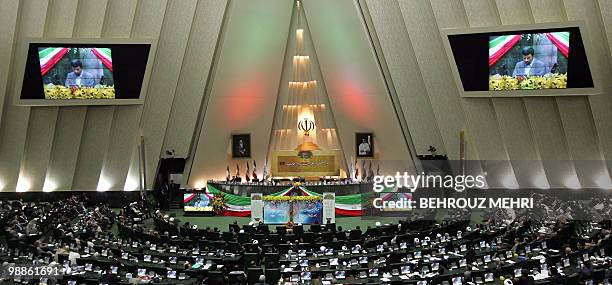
208,183,363,217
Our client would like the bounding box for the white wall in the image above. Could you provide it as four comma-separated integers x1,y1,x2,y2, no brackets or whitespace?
365,0,612,188
185,0,416,187
186,0,295,185
1,0,610,192
0,0,226,192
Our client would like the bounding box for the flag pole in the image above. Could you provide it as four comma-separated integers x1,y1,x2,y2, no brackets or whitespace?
138,134,151,215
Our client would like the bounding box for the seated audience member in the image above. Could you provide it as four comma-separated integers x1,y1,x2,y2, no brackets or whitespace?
515,269,536,285
464,270,475,285
67,247,80,265
580,260,593,280
100,268,120,283
1,194,611,285
254,274,269,285
548,267,565,285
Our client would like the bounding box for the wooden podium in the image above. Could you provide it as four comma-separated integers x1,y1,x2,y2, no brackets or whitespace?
271,149,341,178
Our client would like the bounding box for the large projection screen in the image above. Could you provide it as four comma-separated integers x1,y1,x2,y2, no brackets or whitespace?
441,21,600,97
14,38,157,106
263,200,323,225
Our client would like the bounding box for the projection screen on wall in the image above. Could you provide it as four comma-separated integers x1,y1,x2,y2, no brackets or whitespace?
442,22,600,97
14,38,157,106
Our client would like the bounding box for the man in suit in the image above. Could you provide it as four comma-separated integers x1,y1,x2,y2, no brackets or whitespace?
65,59,96,88
512,47,548,78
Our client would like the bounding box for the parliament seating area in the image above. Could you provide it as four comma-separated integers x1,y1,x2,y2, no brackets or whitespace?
1,196,611,285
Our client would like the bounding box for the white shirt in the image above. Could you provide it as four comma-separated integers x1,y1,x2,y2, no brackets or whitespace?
68,251,80,265
358,142,371,155
74,72,83,86
524,57,536,76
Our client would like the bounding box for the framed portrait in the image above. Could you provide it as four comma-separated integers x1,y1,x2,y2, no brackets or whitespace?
232,134,251,158
356,133,374,157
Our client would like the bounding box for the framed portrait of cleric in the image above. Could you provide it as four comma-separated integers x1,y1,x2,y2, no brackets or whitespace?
232,134,251,158
355,133,374,158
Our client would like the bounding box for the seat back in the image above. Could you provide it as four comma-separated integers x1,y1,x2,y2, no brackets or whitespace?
247,267,264,284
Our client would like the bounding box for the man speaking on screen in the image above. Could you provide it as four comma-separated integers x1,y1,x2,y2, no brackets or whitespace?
512,47,547,78
65,59,96,89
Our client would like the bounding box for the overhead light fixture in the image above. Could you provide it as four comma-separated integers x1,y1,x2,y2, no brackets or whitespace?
501,175,519,189
194,180,206,190
16,178,31,192
97,178,112,192
564,175,581,190
42,179,56,192
533,173,550,189
595,172,612,190
124,177,139,191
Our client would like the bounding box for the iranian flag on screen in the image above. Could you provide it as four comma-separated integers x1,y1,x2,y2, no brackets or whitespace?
91,48,113,71
489,34,522,67
38,47,113,76
38,47,69,76
546,32,570,57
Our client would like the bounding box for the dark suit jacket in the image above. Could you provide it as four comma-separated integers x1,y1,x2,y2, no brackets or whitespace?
512,58,548,77
65,71,96,87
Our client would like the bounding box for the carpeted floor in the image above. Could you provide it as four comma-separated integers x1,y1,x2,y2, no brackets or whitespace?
139,208,483,232
111,208,485,237
144,211,407,232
